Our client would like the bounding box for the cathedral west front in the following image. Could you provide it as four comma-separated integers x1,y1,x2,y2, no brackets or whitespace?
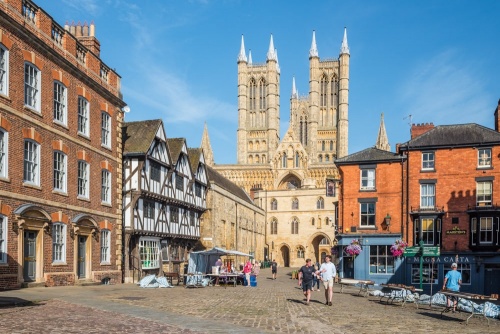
202,29,350,267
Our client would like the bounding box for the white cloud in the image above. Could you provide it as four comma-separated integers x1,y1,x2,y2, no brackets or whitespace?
61,0,102,16
399,50,492,126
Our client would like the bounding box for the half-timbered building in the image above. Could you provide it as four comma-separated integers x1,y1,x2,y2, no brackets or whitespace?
122,120,207,282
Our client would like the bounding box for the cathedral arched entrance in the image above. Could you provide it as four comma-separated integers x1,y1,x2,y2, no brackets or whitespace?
309,233,332,264
280,245,290,267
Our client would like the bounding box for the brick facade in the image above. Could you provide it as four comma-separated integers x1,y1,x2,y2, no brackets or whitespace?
0,0,125,289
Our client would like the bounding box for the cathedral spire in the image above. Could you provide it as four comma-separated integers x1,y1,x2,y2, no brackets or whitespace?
291,76,298,98
275,49,280,73
267,34,277,61
200,122,215,166
309,30,318,58
248,50,253,65
375,113,390,151
340,27,350,55
238,35,247,63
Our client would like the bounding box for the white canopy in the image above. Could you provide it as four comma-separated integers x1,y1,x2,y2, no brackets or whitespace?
187,247,252,278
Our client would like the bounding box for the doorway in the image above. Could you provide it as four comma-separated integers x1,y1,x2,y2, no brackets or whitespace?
23,230,37,281
78,236,87,278
484,267,500,295
343,256,354,278
280,245,290,267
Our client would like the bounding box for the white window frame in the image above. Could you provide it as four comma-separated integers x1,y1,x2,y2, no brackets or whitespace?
139,238,160,269
0,215,6,263
100,229,111,264
52,223,66,263
23,140,40,186
369,245,395,274
479,217,493,244
77,96,90,136
445,263,471,285
411,263,438,285
53,81,67,125
360,169,375,190
101,111,111,148
478,148,491,168
420,183,435,208
53,151,67,193
24,62,40,111
0,129,8,179
77,160,89,199
422,152,435,170
101,169,111,204
476,181,492,206
0,45,9,96
360,202,376,226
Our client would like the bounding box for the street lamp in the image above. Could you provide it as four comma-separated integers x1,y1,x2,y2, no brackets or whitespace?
384,213,391,230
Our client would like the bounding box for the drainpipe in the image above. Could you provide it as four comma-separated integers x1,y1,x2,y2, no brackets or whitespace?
235,203,238,251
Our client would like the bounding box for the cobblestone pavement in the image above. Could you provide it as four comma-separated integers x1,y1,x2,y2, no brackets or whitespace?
0,268,498,334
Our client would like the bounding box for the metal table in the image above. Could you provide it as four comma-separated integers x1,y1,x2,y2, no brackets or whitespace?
439,290,498,325
379,284,422,308
339,278,375,297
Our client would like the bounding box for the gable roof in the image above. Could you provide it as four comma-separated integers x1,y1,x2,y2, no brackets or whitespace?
335,147,404,166
206,166,253,205
187,148,202,173
122,119,163,155
166,138,186,165
399,123,500,150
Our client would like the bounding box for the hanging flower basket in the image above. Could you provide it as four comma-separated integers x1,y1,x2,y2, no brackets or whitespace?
390,239,408,258
345,239,362,257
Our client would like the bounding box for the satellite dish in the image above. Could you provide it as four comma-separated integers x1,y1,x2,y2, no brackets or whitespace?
122,106,130,113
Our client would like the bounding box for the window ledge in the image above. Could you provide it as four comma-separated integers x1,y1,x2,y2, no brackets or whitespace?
23,182,41,190
53,120,69,130
0,176,10,183
101,202,112,207
101,144,112,151
100,262,111,266
52,262,67,266
359,188,376,192
77,196,90,202
24,105,41,115
420,169,436,173
477,166,493,171
0,92,11,101
358,226,377,230
53,190,68,197
77,132,91,140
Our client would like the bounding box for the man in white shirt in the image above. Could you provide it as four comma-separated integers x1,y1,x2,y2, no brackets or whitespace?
319,255,337,306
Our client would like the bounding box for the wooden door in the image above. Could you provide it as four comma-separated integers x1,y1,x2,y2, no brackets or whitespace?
78,236,86,278
23,231,37,281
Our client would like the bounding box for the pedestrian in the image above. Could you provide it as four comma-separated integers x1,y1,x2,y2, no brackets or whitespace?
319,255,337,306
312,263,320,291
442,262,462,312
298,258,318,305
243,260,253,287
271,259,278,280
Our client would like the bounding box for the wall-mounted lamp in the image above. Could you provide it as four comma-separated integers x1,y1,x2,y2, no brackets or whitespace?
384,213,391,226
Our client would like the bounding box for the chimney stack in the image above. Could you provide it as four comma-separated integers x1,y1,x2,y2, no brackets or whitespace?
410,123,435,139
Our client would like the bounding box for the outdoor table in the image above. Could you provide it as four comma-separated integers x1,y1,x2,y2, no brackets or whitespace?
163,272,180,286
379,284,422,308
206,273,240,288
185,273,206,288
439,290,498,325
339,278,375,297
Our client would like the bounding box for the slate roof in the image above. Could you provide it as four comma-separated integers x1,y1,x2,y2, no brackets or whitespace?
206,166,253,205
335,147,404,165
399,123,500,150
166,138,185,165
122,119,162,155
187,148,202,173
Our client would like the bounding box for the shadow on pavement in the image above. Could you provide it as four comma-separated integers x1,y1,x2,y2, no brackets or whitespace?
0,296,44,309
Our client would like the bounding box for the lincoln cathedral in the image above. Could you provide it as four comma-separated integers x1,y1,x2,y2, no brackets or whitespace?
202,29,351,267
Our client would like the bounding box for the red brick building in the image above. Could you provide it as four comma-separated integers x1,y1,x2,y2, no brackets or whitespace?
0,0,125,288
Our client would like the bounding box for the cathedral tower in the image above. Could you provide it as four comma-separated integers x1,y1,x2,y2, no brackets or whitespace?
237,35,280,164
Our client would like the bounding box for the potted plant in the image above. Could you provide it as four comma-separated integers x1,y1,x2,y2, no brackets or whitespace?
390,239,408,258
345,239,362,257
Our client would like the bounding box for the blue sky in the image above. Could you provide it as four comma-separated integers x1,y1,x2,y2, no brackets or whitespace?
38,0,500,164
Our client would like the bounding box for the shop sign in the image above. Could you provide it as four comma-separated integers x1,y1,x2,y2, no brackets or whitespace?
446,226,466,235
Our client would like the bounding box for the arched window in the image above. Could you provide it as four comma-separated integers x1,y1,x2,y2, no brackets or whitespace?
325,155,330,162
330,78,337,106
317,197,324,209
270,198,277,210
320,237,329,245
330,141,334,151
282,153,287,168
297,246,305,258
322,141,325,151
262,154,266,163
249,141,253,150
318,155,323,163
311,217,315,226
292,198,299,210
249,78,256,111
259,78,266,110
248,155,253,164
255,155,260,164
255,140,259,150
291,218,299,234
320,75,327,107
295,152,300,167
270,218,278,235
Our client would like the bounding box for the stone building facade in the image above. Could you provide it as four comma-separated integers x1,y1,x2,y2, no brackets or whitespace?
203,29,350,267
0,0,125,289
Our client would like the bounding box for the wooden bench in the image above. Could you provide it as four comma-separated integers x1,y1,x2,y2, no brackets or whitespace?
164,272,181,286
339,278,375,297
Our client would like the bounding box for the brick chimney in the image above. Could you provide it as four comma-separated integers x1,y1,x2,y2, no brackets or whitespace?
411,123,434,139
495,99,500,132
65,21,100,56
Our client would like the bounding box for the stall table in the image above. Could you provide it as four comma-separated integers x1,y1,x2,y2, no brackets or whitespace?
184,273,207,288
439,290,498,325
206,273,240,288
379,284,422,308
339,278,375,297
